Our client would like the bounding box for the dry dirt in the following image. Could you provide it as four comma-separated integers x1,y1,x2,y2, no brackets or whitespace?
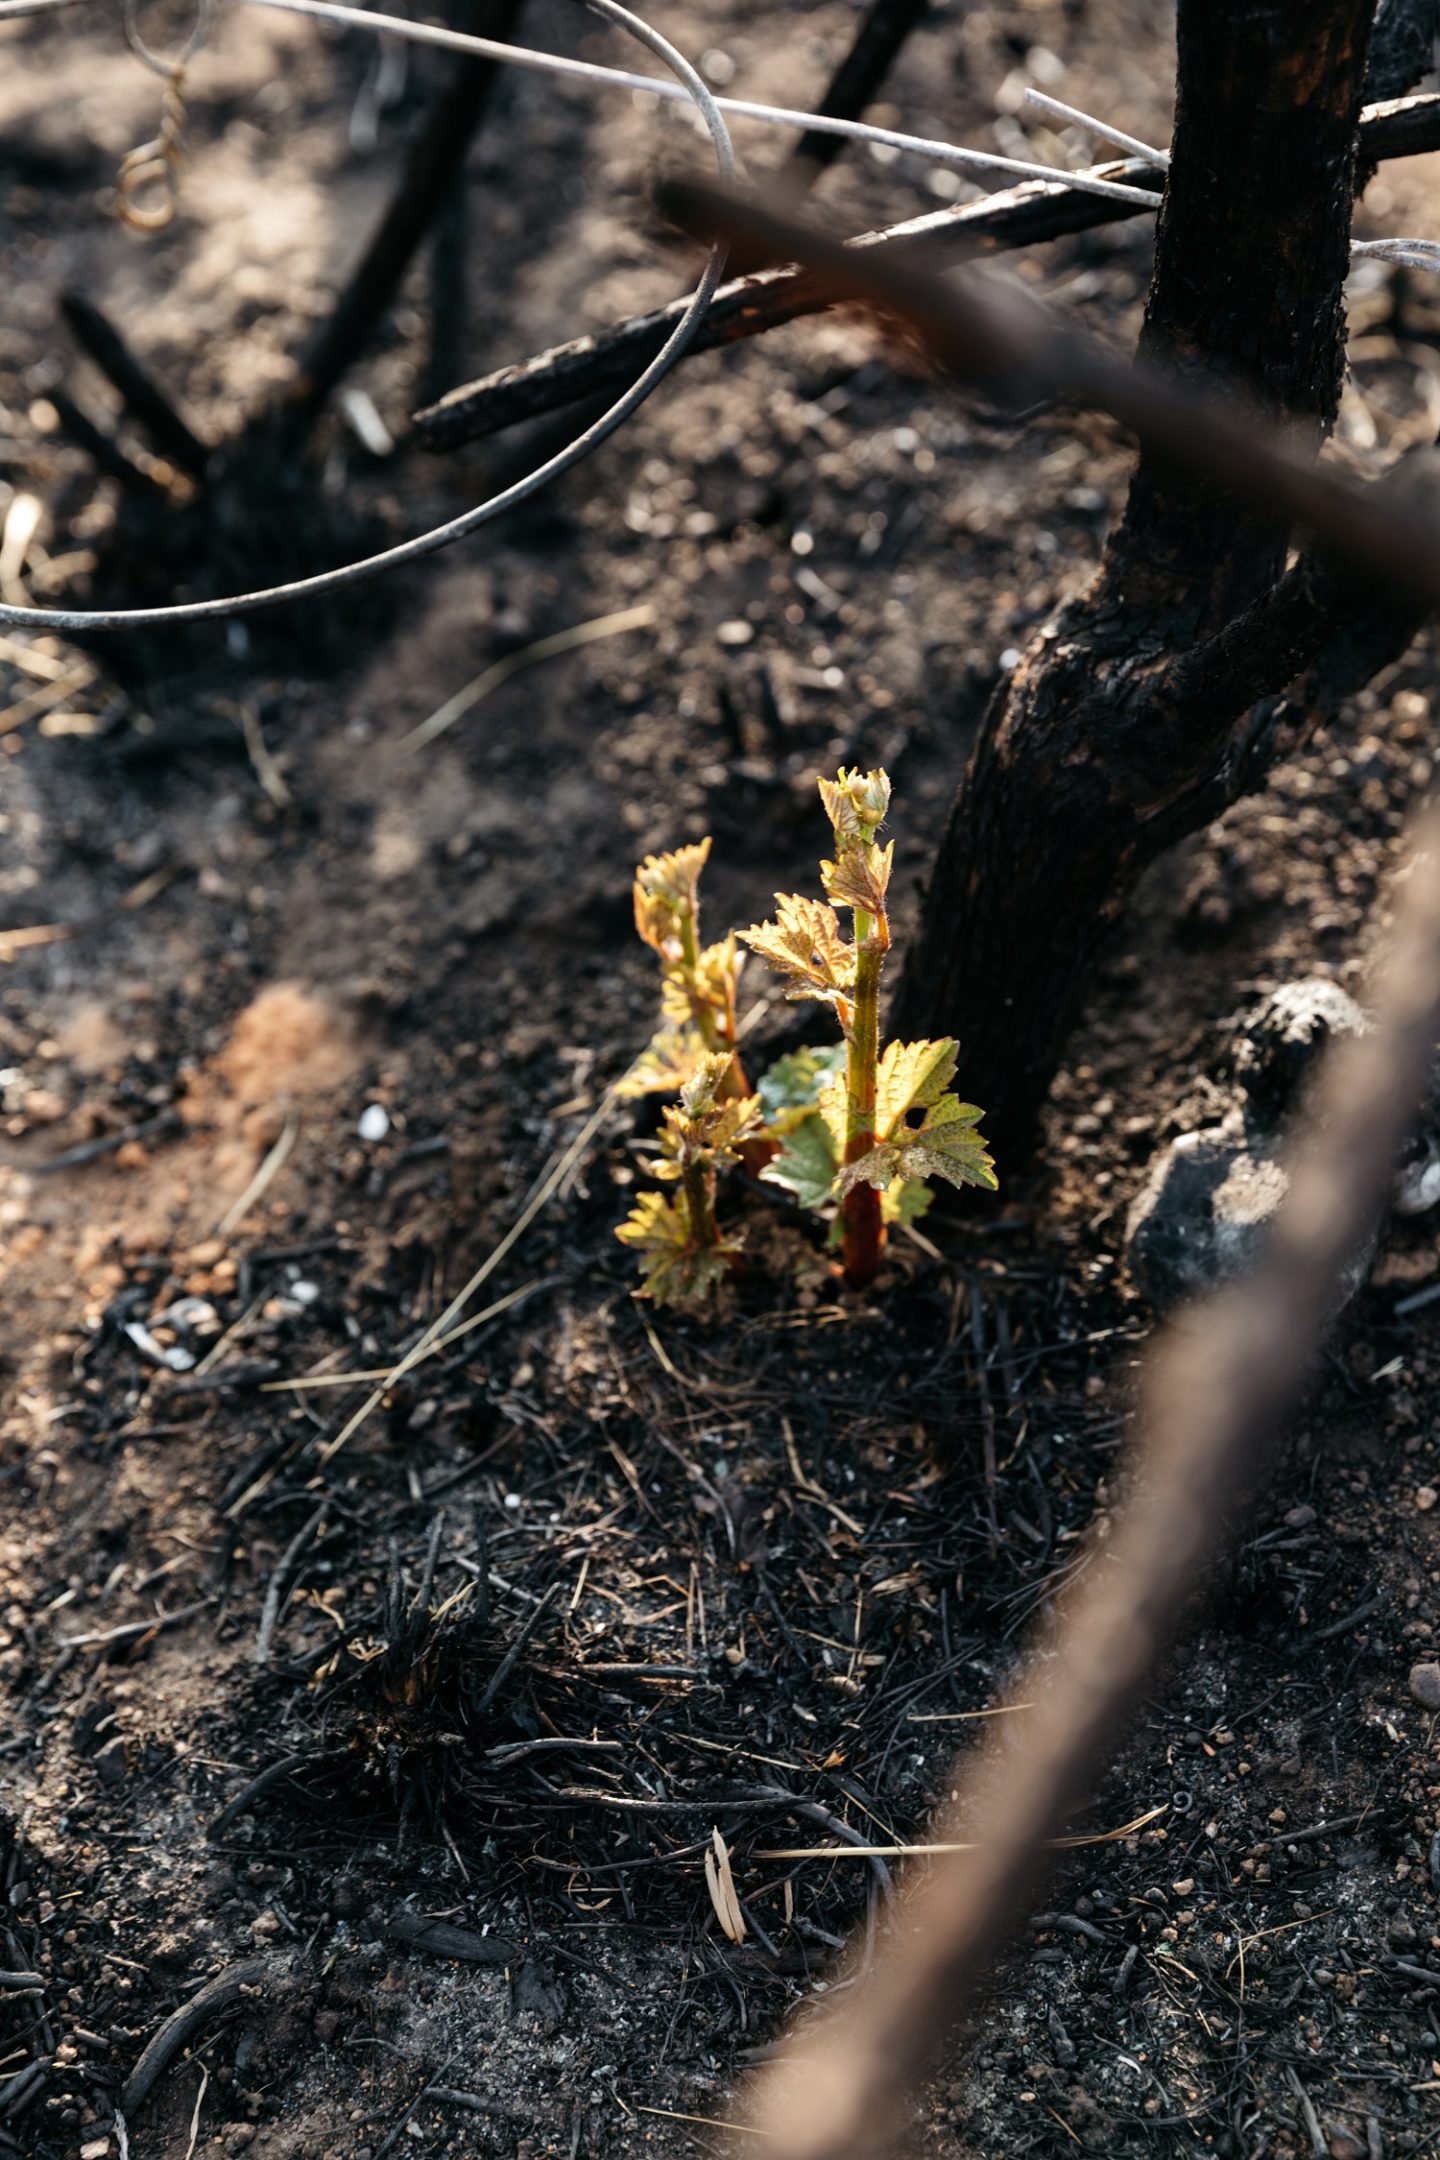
2,4,1440,2158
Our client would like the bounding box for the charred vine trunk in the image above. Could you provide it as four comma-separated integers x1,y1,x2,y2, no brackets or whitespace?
894,0,1377,1167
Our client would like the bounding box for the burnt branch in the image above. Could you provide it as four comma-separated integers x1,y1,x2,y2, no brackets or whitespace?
60,291,211,477
277,0,524,436
655,179,1440,613
739,802,1440,2159
413,91,1440,453
782,0,932,181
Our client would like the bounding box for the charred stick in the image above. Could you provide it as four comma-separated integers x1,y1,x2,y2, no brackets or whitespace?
783,0,932,181
254,1500,327,1664
425,174,470,409
282,0,523,433
413,92,1440,452
413,151,1163,448
208,1749,346,1839
121,1957,275,2118
47,389,165,494
60,292,210,477
739,806,1440,2159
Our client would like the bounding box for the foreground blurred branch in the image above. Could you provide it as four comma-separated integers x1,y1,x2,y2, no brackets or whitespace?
656,174,1440,610
413,90,1440,450
738,800,1440,2154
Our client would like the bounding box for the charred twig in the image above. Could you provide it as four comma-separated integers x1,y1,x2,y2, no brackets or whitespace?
472,1581,557,1719
425,174,470,409
413,150,1162,450
47,390,164,494
276,0,524,436
120,1956,275,2117
59,1598,213,1650
254,1501,328,1664
60,292,210,477
386,1910,518,1963
736,810,1440,2160
783,0,932,182
28,1109,181,1174
413,92,1440,452
207,1748,347,1839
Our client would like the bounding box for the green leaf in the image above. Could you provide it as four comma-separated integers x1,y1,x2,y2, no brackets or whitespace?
760,1113,839,1212
739,894,855,1002
874,1038,960,1136
821,839,893,919
757,1043,847,1133
882,1178,933,1228
836,1091,997,1198
615,1192,737,1307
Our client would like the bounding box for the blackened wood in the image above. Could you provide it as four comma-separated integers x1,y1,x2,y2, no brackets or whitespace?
783,0,932,180
425,175,470,410
895,0,1377,1168
60,292,210,476
48,389,164,494
121,1958,273,2116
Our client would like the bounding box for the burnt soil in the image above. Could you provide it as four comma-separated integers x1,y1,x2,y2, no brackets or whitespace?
3,4,1440,2158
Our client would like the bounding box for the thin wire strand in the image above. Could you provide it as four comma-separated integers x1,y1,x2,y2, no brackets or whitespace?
1022,87,1169,167
1353,234,1440,271
0,0,734,632
246,0,1165,208
0,0,1165,209
0,0,83,16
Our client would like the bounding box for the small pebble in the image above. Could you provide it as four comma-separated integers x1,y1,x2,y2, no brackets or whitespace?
1415,1485,1438,1512
716,620,754,647
357,1103,390,1142
1408,1660,1440,1711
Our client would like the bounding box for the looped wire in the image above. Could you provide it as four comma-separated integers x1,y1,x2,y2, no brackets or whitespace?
114,0,213,231
119,0,212,75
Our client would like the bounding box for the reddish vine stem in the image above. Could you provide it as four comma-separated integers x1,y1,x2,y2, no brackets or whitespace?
840,913,887,1288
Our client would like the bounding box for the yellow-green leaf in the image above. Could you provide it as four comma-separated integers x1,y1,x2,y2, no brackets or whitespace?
739,895,855,1000
616,1028,707,1100
821,838,893,919
874,1038,959,1136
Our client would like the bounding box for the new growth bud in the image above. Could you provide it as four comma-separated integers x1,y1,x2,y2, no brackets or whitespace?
818,767,891,850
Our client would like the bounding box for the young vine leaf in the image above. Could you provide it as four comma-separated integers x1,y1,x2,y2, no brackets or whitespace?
834,1037,997,1198
738,894,855,1005
614,1191,737,1307
621,838,746,1102
615,1054,763,1307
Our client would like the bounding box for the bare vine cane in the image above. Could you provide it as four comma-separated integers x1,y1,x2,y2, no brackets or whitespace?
114,0,213,232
